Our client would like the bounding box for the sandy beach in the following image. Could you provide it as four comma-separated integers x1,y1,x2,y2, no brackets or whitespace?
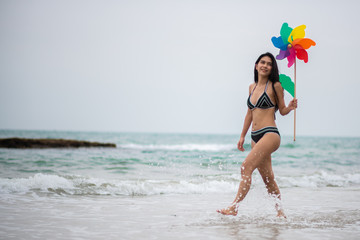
2,187,359,240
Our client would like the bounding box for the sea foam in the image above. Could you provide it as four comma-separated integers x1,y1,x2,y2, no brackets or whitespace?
119,143,236,152
1,172,359,197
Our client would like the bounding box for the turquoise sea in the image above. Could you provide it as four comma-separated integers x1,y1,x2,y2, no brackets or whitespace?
1,130,359,239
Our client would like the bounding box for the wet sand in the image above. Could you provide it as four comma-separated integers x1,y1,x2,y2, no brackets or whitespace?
1,187,359,240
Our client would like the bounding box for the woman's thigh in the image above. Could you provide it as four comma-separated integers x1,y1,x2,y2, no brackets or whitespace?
253,132,280,154
243,133,280,172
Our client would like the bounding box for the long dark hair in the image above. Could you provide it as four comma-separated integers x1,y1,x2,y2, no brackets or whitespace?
254,52,279,84
253,52,280,113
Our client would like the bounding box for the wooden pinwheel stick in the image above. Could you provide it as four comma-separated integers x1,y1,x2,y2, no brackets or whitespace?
294,58,297,142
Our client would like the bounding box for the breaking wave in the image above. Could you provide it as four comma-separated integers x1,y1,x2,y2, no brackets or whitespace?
1,171,359,196
118,143,237,152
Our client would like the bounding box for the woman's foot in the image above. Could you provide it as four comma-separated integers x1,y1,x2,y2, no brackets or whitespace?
275,203,287,218
277,209,287,218
217,204,238,216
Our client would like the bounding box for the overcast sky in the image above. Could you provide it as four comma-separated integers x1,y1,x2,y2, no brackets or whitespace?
1,0,360,137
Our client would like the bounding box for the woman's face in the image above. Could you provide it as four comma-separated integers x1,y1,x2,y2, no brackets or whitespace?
256,56,273,77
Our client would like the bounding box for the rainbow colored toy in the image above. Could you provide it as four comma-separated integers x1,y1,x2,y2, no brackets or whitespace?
271,23,316,141
272,23,316,68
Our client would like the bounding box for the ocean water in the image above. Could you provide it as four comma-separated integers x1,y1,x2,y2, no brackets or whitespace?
0,130,359,240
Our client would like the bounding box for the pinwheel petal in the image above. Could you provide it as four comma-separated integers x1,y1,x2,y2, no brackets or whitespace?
280,23,293,44
294,45,309,63
292,38,316,50
287,48,296,67
271,36,288,50
279,74,294,97
288,25,306,43
276,49,290,60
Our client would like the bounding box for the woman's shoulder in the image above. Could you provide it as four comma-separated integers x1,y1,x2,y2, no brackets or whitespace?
273,81,283,90
248,83,255,93
249,82,256,89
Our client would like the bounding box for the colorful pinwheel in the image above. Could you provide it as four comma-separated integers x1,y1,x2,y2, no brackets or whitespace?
271,23,316,68
271,22,316,141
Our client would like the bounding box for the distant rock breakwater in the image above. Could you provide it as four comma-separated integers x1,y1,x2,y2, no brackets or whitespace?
0,138,116,149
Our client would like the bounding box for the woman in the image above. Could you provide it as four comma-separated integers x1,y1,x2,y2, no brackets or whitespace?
217,52,297,217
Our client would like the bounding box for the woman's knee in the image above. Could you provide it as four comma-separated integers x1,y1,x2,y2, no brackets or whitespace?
240,162,254,177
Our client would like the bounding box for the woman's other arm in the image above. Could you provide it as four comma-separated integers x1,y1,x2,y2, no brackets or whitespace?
274,82,298,116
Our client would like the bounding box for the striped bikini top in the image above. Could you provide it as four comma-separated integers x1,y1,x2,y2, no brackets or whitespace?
247,81,276,110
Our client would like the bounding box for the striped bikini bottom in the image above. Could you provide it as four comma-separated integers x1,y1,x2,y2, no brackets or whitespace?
251,126,280,143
